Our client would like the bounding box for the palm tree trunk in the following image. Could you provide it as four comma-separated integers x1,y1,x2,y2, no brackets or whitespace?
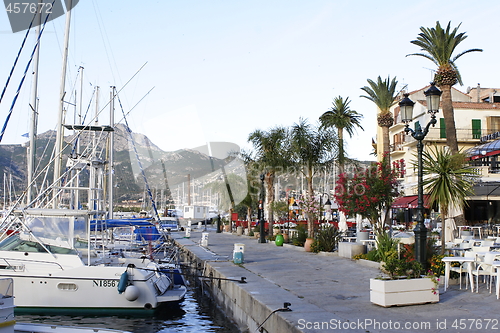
266,171,275,235
307,166,315,238
440,86,459,154
382,125,390,157
338,128,345,173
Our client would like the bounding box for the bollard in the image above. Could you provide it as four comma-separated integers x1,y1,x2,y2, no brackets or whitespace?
198,222,202,229
236,226,243,236
233,251,244,264
185,227,191,238
201,232,209,247
233,243,245,264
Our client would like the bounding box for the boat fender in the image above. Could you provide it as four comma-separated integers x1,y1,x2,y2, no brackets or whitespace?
124,285,140,301
118,271,129,294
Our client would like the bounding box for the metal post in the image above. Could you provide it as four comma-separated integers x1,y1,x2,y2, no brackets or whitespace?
414,137,427,267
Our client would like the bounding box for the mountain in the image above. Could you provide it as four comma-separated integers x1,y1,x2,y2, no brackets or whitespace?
0,124,231,205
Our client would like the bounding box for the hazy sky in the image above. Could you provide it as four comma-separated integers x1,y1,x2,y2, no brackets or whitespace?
1,0,499,161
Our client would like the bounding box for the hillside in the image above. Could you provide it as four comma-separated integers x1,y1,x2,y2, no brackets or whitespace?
0,124,231,204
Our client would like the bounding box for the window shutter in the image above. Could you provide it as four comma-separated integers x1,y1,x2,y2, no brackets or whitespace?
472,119,481,139
440,118,446,138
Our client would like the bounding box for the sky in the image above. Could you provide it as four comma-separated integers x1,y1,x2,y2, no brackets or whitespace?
1,0,499,162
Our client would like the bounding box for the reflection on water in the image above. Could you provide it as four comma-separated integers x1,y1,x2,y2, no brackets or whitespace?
16,288,240,333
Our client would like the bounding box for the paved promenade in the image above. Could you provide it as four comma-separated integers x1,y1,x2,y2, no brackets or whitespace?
173,227,500,333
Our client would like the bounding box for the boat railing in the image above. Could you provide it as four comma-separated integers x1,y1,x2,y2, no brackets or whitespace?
0,257,64,271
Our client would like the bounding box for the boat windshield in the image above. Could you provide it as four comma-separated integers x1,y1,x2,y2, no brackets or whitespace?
24,215,88,250
0,234,78,255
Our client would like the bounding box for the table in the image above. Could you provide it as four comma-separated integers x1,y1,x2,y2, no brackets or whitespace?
442,256,475,292
458,226,482,239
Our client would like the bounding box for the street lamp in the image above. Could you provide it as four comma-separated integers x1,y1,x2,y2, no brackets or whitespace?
319,194,332,223
399,82,442,267
258,174,266,243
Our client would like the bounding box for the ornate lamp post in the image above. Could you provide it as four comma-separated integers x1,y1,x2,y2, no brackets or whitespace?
399,82,442,267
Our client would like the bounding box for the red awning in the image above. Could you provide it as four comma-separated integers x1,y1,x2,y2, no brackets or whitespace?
391,195,418,208
392,195,430,209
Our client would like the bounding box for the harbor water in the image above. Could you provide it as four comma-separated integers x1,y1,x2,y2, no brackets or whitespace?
15,287,240,333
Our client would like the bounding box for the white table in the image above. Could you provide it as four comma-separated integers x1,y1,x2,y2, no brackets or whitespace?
442,256,475,292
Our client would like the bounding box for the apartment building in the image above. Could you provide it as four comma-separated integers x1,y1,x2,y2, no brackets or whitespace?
386,84,500,225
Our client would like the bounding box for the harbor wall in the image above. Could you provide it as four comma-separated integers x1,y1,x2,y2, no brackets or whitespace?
176,239,302,333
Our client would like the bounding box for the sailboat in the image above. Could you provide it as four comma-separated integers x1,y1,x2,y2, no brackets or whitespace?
0,2,186,313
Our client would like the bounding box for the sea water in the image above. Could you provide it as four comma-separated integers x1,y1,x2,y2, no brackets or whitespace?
15,288,240,333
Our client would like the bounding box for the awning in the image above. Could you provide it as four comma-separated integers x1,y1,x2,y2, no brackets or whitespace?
392,195,430,209
467,138,500,160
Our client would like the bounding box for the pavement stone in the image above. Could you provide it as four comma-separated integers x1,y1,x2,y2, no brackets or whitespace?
173,227,500,333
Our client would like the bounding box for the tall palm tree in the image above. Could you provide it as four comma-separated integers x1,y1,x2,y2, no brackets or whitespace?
360,76,398,158
319,96,364,175
421,146,478,254
408,21,482,154
248,126,289,234
289,119,337,238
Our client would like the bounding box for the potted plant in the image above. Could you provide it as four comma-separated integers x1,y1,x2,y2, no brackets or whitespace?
370,257,439,307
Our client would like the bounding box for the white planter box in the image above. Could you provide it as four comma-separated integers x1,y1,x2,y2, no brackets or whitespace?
370,277,439,307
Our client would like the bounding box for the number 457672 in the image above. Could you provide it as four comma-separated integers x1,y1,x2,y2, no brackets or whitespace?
5,2,53,14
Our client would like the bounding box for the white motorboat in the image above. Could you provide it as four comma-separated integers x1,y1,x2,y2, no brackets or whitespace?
0,209,186,313
0,278,132,332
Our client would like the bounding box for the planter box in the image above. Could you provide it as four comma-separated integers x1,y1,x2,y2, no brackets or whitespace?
370,277,439,307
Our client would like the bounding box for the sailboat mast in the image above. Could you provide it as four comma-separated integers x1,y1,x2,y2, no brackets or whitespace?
108,87,115,219
53,0,72,208
27,1,42,205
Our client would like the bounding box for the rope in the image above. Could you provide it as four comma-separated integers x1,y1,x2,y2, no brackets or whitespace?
0,9,36,106
0,0,56,143
115,93,161,222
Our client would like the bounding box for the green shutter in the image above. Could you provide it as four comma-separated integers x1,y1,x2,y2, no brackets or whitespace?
472,119,481,139
440,118,446,138
415,121,420,132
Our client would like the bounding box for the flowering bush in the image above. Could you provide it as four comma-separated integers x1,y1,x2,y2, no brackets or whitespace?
334,155,400,235
294,194,320,221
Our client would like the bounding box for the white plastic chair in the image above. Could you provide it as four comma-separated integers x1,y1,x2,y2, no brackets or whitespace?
449,261,470,290
481,240,495,247
471,252,498,293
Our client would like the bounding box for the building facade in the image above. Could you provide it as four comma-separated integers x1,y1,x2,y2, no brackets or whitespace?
386,84,500,226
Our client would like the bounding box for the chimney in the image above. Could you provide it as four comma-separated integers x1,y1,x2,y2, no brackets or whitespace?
477,83,481,103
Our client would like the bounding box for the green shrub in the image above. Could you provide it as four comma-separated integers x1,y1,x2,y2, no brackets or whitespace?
312,225,342,252
292,224,307,247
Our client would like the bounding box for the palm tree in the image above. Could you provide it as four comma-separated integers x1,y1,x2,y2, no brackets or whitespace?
248,126,289,234
408,21,482,154
319,96,364,175
289,119,337,238
421,146,478,254
360,76,398,158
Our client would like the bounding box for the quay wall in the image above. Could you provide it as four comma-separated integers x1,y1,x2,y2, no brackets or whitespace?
175,238,304,333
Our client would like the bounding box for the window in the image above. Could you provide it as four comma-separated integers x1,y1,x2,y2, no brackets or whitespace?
489,117,500,133
440,118,446,138
472,119,481,139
